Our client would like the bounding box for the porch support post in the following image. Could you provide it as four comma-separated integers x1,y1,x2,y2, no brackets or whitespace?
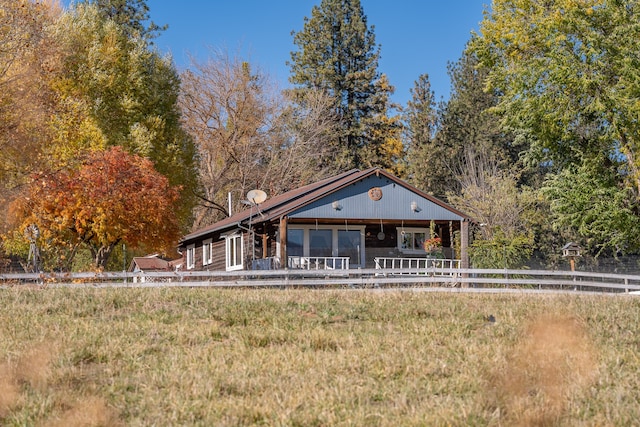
262,233,268,259
460,219,470,287
279,216,288,268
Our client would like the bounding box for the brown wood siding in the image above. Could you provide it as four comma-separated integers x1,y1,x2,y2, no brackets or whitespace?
193,242,203,270
211,239,226,270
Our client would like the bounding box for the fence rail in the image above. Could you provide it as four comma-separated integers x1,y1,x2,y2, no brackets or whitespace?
2,268,640,293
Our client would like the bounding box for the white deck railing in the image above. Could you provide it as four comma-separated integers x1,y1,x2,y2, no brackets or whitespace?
374,257,460,276
288,256,350,270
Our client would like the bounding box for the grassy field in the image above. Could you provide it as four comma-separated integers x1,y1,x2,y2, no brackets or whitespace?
0,287,638,426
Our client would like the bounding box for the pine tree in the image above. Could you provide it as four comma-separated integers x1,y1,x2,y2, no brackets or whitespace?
361,74,405,176
87,0,166,40
412,46,520,199
289,0,381,170
404,74,439,192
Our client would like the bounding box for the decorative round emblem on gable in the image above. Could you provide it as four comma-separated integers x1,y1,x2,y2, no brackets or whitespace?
368,187,383,201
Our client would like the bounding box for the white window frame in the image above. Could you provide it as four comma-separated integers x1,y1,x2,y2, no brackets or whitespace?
225,233,244,271
202,239,213,266
397,227,429,254
186,244,195,270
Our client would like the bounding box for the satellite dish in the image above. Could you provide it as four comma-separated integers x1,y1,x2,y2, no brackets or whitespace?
246,189,267,205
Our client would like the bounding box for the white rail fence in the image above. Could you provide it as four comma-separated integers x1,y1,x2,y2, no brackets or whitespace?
1,268,640,293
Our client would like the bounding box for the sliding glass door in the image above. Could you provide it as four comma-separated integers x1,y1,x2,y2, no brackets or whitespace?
287,226,365,267
338,230,361,266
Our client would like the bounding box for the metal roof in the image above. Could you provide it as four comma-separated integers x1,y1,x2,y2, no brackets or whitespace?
179,168,472,245
180,169,360,243
129,255,174,272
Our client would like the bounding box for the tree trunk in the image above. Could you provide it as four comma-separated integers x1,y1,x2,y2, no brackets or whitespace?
92,243,117,270
620,134,640,198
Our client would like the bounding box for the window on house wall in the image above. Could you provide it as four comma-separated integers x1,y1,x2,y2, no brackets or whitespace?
398,228,428,254
338,229,360,265
202,239,213,266
287,229,304,257
309,229,332,257
226,234,243,271
186,244,195,269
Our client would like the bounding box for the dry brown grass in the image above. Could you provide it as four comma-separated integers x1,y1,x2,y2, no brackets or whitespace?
0,287,637,425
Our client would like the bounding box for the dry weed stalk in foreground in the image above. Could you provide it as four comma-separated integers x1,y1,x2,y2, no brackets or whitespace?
46,396,120,427
0,341,119,427
489,312,599,426
0,363,21,418
0,342,55,418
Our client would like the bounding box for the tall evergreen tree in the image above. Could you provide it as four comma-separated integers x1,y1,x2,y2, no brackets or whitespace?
361,74,405,176
406,49,518,201
404,74,440,193
87,0,166,40
289,0,382,170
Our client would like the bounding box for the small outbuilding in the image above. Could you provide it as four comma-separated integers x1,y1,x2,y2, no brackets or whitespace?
129,254,181,282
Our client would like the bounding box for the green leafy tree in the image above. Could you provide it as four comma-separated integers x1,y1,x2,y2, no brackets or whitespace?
469,230,534,270
542,155,640,257
474,0,640,197
289,0,384,170
51,2,197,228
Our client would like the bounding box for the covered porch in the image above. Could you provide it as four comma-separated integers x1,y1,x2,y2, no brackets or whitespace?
253,216,469,273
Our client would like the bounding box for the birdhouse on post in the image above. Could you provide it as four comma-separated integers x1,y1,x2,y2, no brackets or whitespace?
562,242,582,271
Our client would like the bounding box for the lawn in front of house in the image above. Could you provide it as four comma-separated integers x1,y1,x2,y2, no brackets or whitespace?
0,288,637,426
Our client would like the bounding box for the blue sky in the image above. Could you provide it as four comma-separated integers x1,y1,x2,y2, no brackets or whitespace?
62,1,489,105
148,1,489,105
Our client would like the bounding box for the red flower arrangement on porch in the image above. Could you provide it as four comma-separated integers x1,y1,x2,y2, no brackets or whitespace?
423,236,442,253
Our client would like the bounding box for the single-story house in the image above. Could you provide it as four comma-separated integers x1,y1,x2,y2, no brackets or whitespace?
177,168,472,272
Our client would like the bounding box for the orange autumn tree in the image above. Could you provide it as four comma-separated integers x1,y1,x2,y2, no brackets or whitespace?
10,146,181,270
